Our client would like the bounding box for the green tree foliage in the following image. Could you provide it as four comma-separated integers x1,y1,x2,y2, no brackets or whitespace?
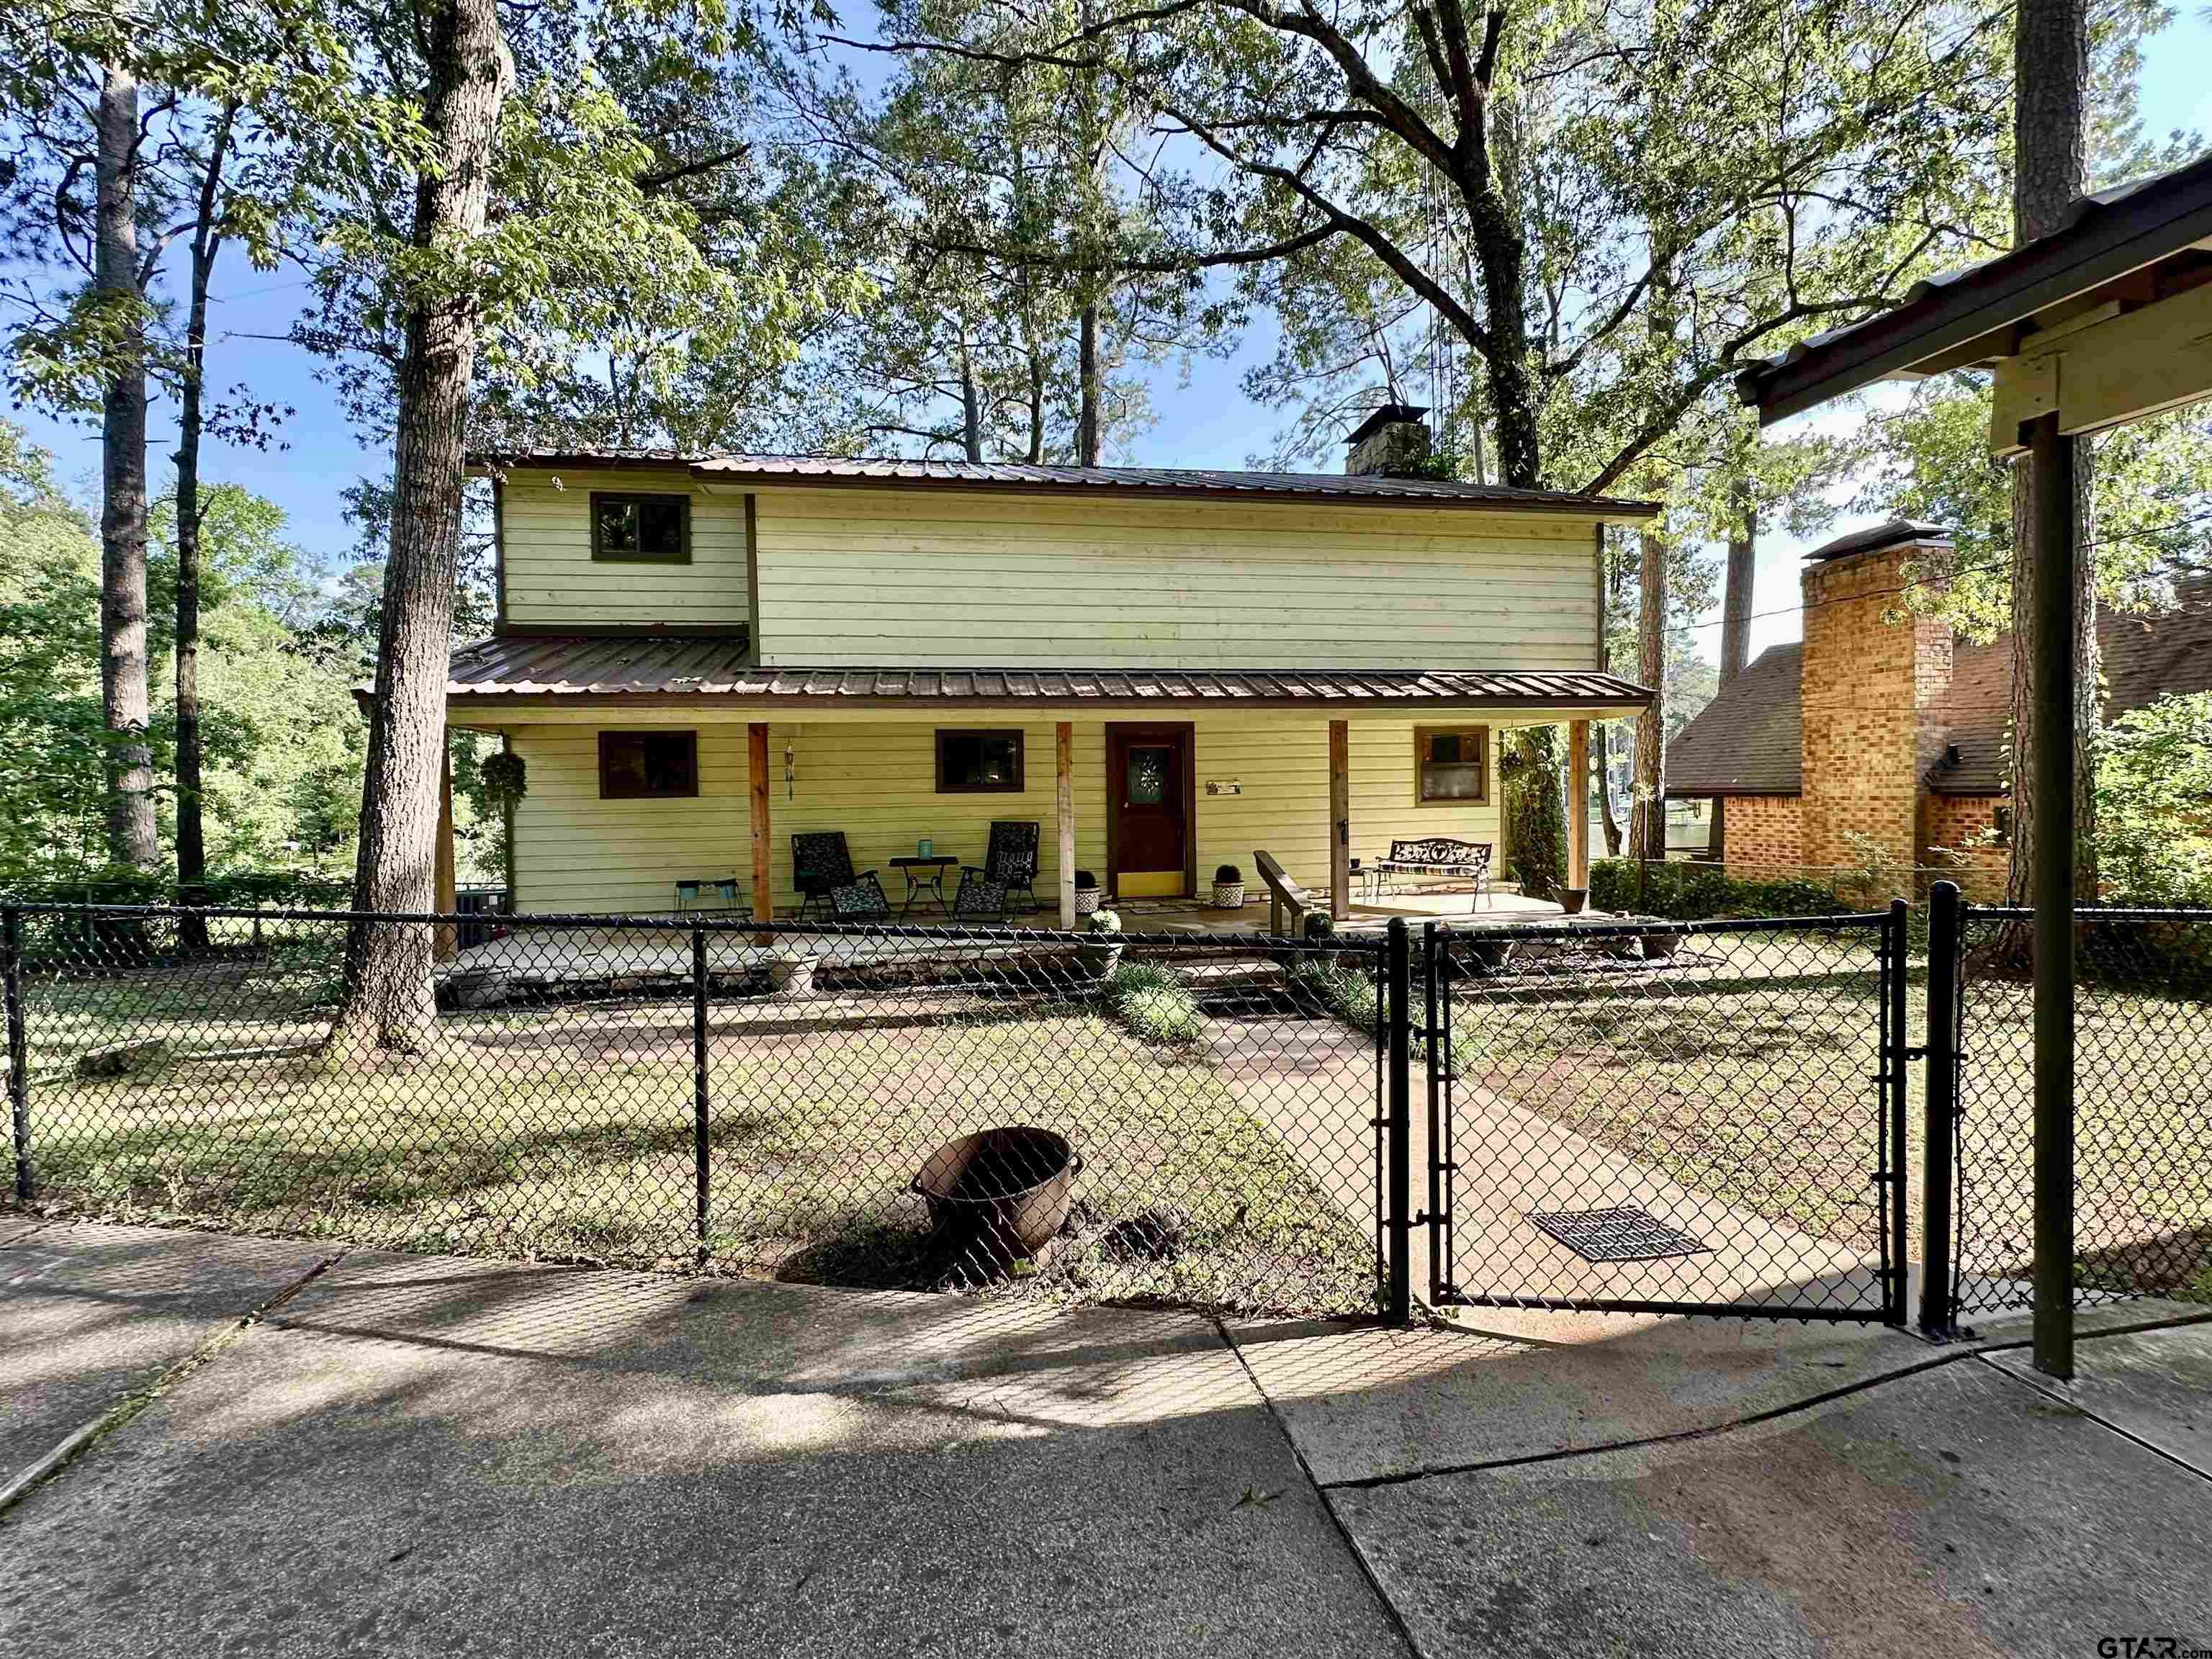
2093,692,2212,904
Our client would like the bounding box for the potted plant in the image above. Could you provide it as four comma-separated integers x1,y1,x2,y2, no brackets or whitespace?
1212,863,1246,909
1073,868,1102,917
768,952,817,997
1076,909,1123,976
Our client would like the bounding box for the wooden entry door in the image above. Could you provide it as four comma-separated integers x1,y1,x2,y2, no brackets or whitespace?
1106,724,1193,899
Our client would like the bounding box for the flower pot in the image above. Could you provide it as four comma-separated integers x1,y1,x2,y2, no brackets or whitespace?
1211,881,1246,909
1560,886,1588,915
913,1125,1082,1267
1076,940,1124,978
1074,887,1102,917
768,954,818,997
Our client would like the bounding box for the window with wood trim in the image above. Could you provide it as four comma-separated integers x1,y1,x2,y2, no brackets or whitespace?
935,729,1025,793
598,730,699,799
1415,726,1490,804
590,491,691,562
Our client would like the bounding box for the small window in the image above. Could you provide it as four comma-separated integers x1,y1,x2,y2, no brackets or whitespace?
598,730,698,799
1415,726,1489,804
590,492,691,563
936,729,1025,793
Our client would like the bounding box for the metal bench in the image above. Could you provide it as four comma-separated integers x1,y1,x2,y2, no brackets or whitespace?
1373,837,1494,904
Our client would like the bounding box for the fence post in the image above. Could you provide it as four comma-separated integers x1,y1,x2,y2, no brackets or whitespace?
1884,898,1911,1326
1920,881,1963,1334
1422,921,1442,1308
692,925,710,1266
1385,917,1413,1324
6,906,30,1201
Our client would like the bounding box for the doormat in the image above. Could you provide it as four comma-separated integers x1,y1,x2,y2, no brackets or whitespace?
1527,1206,1710,1263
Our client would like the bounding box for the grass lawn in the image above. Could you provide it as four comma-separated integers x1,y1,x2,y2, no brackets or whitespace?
13,947,1377,1318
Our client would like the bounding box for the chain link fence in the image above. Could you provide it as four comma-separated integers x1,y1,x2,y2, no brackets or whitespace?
1947,904,2212,1316
1424,911,1906,1321
3,904,1386,1318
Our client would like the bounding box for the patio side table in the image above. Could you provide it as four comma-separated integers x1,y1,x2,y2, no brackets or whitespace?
889,854,958,917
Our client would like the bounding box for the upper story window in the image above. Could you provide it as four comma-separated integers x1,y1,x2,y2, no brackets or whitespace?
598,730,698,799
936,729,1025,793
590,492,691,563
1415,726,1489,804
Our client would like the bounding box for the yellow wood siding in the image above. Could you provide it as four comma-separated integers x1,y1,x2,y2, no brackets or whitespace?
747,487,1601,670
505,715,1501,915
500,468,750,628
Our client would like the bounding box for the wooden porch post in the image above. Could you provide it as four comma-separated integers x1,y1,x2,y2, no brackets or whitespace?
433,728,457,961
748,722,773,925
1567,719,1591,891
1056,721,1076,929
1328,719,1350,922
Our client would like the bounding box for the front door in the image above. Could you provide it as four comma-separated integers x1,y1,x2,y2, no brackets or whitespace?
1106,724,1192,899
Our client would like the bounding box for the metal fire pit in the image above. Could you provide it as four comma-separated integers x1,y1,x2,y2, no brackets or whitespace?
912,1126,1082,1265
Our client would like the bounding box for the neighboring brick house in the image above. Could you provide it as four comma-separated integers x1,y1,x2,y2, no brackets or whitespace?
1668,519,2212,899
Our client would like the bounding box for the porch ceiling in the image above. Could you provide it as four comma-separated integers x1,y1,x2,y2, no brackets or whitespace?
430,633,1652,719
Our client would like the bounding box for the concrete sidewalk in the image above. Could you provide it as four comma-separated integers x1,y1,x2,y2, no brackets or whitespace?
2,1220,2208,1658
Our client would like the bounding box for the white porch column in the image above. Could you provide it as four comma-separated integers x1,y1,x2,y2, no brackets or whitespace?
1056,721,1076,929
1328,719,1350,922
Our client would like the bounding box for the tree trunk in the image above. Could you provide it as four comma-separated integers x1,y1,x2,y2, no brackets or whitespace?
1594,723,1623,856
1720,487,1755,681
96,63,157,873
959,346,982,462
339,0,513,1051
1629,529,1668,861
1077,303,1100,465
174,104,235,947
1025,342,1045,464
2004,0,2098,907
1711,482,1756,864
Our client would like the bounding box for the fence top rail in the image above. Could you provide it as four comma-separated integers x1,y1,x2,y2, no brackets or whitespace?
1963,903,2212,925
0,900,1385,956
1431,910,1891,945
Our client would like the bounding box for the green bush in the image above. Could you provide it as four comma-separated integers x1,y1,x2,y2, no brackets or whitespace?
1106,960,1205,1046
1588,858,1842,921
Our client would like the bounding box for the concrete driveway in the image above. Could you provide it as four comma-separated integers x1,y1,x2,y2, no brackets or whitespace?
3,1218,2208,1658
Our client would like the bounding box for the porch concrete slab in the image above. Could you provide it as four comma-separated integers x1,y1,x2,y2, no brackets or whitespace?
0,1221,334,1488
1230,1313,1937,1486
1984,1321,2212,1475
1333,1359,2212,1658
2,1248,1406,1659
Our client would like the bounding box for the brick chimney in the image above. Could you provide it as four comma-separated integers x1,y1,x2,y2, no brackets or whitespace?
1344,404,1433,477
1797,520,1955,874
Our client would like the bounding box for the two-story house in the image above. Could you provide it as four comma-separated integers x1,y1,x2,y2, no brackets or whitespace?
442,409,1658,925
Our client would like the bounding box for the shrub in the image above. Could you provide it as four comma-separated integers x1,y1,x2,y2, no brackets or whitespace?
1213,863,1242,884
1588,858,1842,921
1107,959,1205,1045
1086,908,1121,935
1074,868,1098,890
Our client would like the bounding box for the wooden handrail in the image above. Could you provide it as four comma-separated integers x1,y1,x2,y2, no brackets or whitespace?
1254,850,1312,937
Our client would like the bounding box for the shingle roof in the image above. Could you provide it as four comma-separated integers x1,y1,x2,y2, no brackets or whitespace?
467,449,1659,518
1664,643,1804,796
437,634,1653,711
1928,583,2212,793
1666,584,2212,799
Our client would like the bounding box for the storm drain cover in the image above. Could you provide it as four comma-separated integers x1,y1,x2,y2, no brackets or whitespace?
1528,1207,1709,1263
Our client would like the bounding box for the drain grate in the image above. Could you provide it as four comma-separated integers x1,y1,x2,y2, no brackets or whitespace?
1527,1206,1710,1263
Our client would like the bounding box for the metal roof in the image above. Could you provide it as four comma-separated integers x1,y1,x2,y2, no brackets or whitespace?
437,634,1653,711
467,449,1659,518
1803,519,1954,564
1737,153,2212,423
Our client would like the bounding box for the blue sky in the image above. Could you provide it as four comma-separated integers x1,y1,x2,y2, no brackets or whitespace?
16,11,2212,661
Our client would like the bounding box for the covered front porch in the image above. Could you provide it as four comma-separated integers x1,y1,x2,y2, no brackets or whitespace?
435,642,1648,943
